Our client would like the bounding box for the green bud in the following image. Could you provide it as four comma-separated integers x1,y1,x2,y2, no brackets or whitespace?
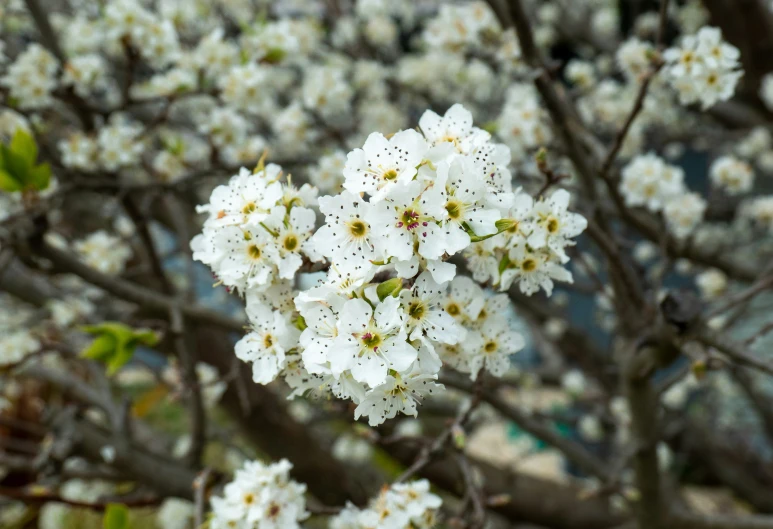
376,277,403,301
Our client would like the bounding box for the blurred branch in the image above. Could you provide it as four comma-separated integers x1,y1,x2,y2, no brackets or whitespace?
29,240,245,332
625,340,665,529
439,372,613,482
0,485,160,511
669,510,773,529
696,330,773,377
170,308,206,467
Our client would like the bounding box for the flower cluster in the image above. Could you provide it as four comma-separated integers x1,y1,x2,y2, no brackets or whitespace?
73,230,133,276
437,276,525,380
709,155,754,195
191,162,320,295
663,192,707,239
330,479,441,529
620,153,706,239
210,459,308,529
663,26,742,109
462,187,587,296
191,104,584,425
620,153,685,211
0,44,59,110
496,84,553,163
740,196,773,234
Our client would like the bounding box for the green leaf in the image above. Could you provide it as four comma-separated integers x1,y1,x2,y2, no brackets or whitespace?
28,162,51,191
107,347,135,376
376,277,403,301
81,334,117,361
0,169,23,192
1,145,29,183
103,503,129,529
81,323,158,375
10,129,38,168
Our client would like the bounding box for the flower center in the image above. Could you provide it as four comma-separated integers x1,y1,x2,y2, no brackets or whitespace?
263,334,274,348
383,169,398,181
484,341,497,353
247,244,262,259
408,301,425,320
244,493,255,505
267,502,281,518
283,234,299,251
446,303,460,316
242,202,257,214
546,217,559,233
446,200,462,220
361,332,383,351
397,209,423,231
347,219,368,238
522,258,537,272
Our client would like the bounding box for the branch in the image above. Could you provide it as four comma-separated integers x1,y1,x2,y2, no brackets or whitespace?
599,0,669,179
0,485,160,511
170,308,207,467
492,0,600,201
696,330,773,377
22,0,65,61
624,341,665,529
706,273,773,319
439,372,613,482
598,64,662,180
70,416,199,499
382,439,627,529
30,240,245,332
669,510,773,529
730,367,773,444
394,381,481,483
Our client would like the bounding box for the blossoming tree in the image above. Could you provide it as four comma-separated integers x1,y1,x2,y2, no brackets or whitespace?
2,0,773,528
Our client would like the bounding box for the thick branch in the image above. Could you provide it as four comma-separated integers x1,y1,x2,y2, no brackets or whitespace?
669,510,773,529
30,240,245,332
625,343,665,529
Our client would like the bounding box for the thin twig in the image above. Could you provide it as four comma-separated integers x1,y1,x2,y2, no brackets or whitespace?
0,486,160,511
697,331,773,377
439,372,613,482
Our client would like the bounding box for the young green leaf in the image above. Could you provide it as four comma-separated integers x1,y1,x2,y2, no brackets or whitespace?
103,504,129,529
0,168,23,193
10,129,38,168
81,334,118,362
1,145,30,182
28,162,51,191
81,323,159,374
